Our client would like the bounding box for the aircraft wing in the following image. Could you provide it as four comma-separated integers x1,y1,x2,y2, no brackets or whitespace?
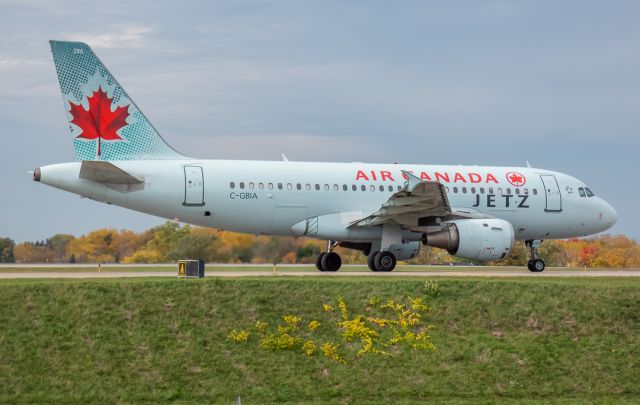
351,170,479,229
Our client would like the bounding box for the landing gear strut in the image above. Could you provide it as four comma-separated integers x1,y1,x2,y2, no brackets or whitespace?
315,241,342,272
367,251,397,272
526,240,545,272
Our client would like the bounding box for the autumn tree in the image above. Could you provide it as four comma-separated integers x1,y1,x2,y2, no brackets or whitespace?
0,237,16,263
168,228,220,262
124,222,191,263
48,234,75,262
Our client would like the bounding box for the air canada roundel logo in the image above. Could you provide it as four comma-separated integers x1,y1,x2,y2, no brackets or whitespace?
506,171,526,187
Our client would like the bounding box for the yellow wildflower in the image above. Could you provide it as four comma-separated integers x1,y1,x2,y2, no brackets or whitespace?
308,320,320,331
321,342,346,364
338,297,349,320
302,340,316,356
227,329,250,342
255,321,268,332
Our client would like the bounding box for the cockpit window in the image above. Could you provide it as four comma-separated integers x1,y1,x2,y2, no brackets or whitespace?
578,187,586,197
585,188,594,197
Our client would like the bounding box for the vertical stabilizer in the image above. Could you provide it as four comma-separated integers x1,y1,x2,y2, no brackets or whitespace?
49,40,186,161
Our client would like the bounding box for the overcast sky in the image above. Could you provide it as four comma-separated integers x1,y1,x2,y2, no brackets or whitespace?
0,0,638,242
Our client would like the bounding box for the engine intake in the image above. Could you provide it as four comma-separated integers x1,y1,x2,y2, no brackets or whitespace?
422,218,515,262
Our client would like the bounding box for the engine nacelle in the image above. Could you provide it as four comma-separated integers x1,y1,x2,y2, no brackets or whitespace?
387,241,421,261
423,218,515,262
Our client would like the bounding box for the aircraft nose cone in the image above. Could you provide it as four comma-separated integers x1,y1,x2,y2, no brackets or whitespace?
599,200,617,229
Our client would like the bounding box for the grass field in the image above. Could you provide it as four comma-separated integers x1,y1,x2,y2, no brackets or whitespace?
0,275,638,403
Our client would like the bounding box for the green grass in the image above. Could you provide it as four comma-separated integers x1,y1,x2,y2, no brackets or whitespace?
0,277,639,404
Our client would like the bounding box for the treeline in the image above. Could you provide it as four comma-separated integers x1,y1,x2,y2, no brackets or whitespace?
2,222,639,268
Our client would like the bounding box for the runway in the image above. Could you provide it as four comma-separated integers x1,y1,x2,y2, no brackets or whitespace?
1,269,639,279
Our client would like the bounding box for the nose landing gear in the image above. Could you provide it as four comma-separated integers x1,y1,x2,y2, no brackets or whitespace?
526,240,545,272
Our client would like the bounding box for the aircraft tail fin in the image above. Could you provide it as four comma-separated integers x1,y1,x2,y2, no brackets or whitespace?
49,40,186,161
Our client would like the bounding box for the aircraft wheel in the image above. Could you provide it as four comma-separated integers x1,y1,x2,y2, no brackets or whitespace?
367,252,379,271
531,259,545,272
527,260,534,272
316,252,327,271
374,251,396,272
320,252,342,272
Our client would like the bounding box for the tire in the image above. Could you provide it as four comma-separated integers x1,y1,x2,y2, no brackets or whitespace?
527,260,534,272
532,259,545,272
367,252,379,271
321,252,342,272
373,251,396,272
316,252,327,271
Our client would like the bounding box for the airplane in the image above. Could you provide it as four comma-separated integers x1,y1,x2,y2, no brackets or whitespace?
33,40,618,272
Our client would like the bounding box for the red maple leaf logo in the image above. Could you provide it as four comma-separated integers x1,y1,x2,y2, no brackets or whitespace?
506,171,526,187
69,86,129,156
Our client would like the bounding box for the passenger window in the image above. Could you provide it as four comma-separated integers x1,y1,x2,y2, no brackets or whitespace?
388,185,393,192
515,188,520,194
397,185,402,191
445,187,449,192
533,189,538,195
333,184,338,191
379,185,384,192
315,184,320,191
249,182,254,189
287,183,292,190
480,187,485,194
361,185,366,192
462,187,467,194
471,187,476,194
506,188,511,195
305,184,311,190
585,188,594,197
453,187,458,193
524,188,528,195
343,184,348,191
259,183,264,190
497,188,502,194
578,187,586,197
352,185,357,191
296,183,301,190
268,183,273,190
230,182,235,189
488,187,493,194
278,183,283,190
370,185,375,191
239,182,245,189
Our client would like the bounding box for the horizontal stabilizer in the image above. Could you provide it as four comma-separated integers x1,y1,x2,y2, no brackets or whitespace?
79,160,144,187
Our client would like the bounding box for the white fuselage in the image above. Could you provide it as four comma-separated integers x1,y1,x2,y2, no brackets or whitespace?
37,160,617,242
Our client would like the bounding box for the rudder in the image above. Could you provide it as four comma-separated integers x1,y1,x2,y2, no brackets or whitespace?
49,40,186,161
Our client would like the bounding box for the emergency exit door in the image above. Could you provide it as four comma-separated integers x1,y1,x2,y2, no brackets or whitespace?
183,166,204,206
540,174,562,212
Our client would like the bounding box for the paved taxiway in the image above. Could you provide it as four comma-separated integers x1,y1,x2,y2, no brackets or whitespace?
1,269,639,278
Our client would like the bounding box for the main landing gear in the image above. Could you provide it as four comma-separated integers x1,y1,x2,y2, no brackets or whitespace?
316,241,342,272
367,251,397,272
526,240,545,272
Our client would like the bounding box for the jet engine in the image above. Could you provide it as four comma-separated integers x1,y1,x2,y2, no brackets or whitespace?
422,218,515,262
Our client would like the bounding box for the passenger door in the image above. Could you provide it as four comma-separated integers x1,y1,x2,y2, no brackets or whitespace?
540,174,562,212
183,165,204,206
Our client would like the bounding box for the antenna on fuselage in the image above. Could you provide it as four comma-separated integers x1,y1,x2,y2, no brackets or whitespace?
282,153,289,162
526,160,532,168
